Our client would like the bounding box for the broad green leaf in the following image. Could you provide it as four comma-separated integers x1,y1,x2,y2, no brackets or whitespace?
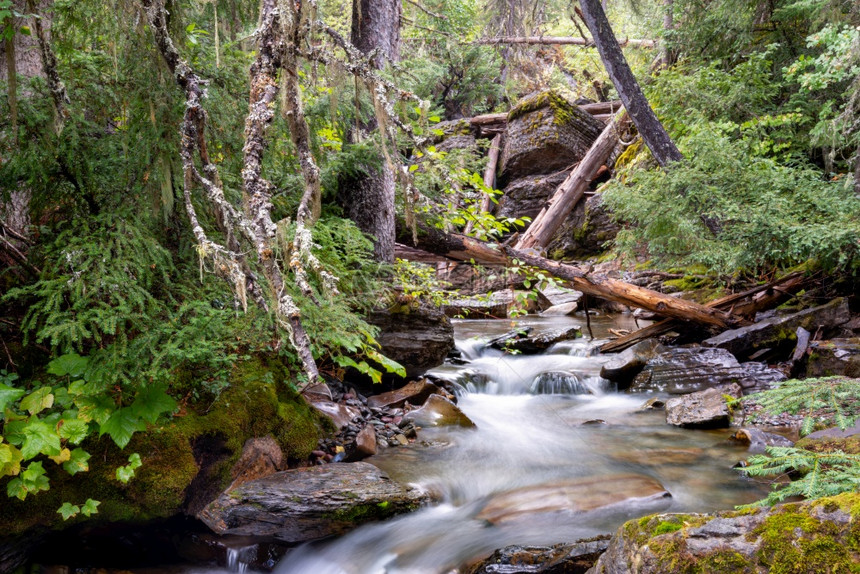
47,353,89,378
58,417,89,444
48,447,71,465
131,385,177,423
99,407,146,449
81,498,100,517
57,502,80,520
20,418,61,459
20,387,54,415
0,442,23,477
127,452,142,469
22,460,46,482
0,383,25,413
63,448,90,475
76,395,116,425
7,477,25,500
116,465,135,483
53,387,73,408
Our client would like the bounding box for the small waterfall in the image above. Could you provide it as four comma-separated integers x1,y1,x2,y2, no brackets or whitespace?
225,544,256,573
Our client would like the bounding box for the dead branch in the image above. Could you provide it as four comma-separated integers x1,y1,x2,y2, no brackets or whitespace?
473,36,657,48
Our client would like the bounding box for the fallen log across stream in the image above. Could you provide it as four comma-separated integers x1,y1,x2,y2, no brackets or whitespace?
396,226,748,331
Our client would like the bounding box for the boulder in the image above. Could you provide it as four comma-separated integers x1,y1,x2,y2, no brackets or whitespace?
489,326,583,354
477,475,670,525
586,493,860,574
366,303,455,379
500,90,604,182
497,169,570,221
630,347,785,394
600,339,665,388
465,537,611,574
537,283,584,310
198,462,432,543
403,394,476,428
367,379,441,410
703,298,850,361
664,384,741,429
547,194,620,259
806,338,860,378
539,301,579,317
226,436,285,491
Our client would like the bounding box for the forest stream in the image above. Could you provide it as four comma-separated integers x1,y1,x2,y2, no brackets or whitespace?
195,313,773,574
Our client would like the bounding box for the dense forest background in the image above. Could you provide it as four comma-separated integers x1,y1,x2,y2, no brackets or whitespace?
1,0,859,525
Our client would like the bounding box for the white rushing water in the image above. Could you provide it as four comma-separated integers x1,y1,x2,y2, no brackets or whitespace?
276,314,771,574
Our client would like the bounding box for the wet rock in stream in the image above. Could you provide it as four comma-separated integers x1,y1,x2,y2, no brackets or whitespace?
464,536,611,574
665,384,742,429
198,462,433,543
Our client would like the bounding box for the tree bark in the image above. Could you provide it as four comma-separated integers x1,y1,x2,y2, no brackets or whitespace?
855,142,860,196
343,0,401,263
515,110,630,250
578,0,683,168
474,36,657,48
5,36,17,137
661,0,675,68
27,0,68,133
463,133,502,235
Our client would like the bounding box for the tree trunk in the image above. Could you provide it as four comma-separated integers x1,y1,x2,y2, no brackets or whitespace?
855,143,860,196
5,36,17,136
661,0,675,68
344,0,401,263
598,271,808,352
578,0,683,168
515,110,629,250
399,226,745,329
463,133,502,235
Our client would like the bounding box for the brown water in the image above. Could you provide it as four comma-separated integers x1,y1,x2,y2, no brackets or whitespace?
274,313,771,574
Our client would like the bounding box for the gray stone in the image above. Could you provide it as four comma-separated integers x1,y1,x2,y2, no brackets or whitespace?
539,301,579,317
703,298,850,361
465,536,611,574
445,289,516,319
366,304,455,379
226,436,284,491
630,347,785,394
198,462,432,543
353,425,378,459
537,283,584,310
490,326,583,354
600,339,665,388
306,397,361,429
730,428,794,453
498,169,570,221
665,384,741,429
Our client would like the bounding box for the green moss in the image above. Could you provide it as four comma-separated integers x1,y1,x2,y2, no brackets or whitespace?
796,435,860,455
0,356,328,536
507,90,591,128
326,500,419,526
653,521,685,535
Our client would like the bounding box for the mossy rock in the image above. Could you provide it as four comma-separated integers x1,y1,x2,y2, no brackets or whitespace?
590,492,860,573
500,89,603,183
0,356,329,538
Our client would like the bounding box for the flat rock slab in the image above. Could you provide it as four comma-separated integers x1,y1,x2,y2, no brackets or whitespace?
367,379,440,410
630,347,785,394
477,474,670,524
490,326,582,354
703,298,850,360
366,304,455,379
600,339,665,387
198,462,432,543
665,384,741,429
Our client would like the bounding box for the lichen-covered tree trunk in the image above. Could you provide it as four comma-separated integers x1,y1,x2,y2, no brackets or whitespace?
342,0,401,263
578,0,683,168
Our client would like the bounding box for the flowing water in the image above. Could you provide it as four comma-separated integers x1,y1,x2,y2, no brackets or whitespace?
274,313,772,574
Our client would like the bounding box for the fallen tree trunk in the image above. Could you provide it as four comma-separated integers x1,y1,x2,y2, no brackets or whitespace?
473,36,657,49
599,271,809,353
515,110,630,250
398,226,745,330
